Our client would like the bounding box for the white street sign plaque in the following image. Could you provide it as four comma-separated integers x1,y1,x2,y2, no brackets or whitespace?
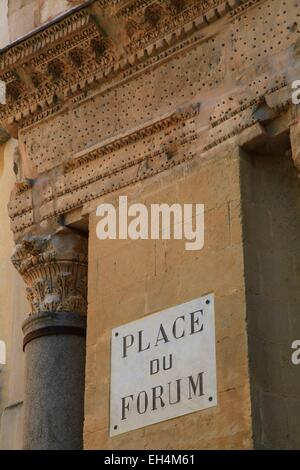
110,293,217,437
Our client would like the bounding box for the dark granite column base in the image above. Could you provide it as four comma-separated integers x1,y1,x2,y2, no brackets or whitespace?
22,312,86,450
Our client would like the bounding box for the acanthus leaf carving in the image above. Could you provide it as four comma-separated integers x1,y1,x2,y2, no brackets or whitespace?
12,228,88,316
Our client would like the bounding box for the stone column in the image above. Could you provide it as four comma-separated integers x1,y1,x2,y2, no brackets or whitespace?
11,227,88,450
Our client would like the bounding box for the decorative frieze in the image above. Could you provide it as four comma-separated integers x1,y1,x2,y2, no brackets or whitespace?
0,0,246,128
1,0,299,238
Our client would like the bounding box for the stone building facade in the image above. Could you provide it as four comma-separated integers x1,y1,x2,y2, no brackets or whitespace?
0,0,300,450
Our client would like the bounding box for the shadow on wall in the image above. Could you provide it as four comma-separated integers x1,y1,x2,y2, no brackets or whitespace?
241,133,300,450
0,139,28,450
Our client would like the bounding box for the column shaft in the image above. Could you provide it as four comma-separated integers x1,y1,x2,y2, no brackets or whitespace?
12,228,88,450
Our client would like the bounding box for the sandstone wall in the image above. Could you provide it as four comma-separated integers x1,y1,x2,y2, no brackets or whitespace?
84,145,253,450
0,139,27,450
1,0,300,451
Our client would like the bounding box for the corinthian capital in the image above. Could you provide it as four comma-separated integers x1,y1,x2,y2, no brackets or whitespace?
11,228,88,316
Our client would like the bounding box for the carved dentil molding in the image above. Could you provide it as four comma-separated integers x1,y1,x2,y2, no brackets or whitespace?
11,228,88,316
0,0,246,128
3,0,299,239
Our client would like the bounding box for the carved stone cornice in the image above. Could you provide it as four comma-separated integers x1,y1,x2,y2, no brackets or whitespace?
11,228,88,316
0,10,113,127
0,0,245,128
3,0,300,239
